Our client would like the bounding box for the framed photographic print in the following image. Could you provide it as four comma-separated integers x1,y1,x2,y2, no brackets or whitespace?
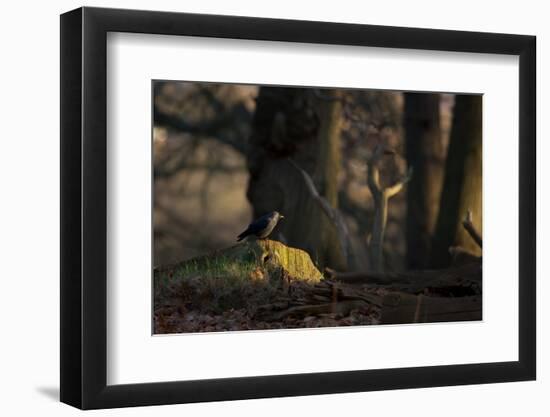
60,6,536,409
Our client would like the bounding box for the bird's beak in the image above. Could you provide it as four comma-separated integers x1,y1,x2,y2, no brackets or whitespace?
280,215,285,219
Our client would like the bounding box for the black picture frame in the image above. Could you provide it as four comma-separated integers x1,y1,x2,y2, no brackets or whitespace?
60,6,536,410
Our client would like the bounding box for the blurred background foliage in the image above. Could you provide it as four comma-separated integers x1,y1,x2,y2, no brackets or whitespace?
153,81,480,272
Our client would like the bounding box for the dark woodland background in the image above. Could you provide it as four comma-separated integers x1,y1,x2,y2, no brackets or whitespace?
153,82,482,273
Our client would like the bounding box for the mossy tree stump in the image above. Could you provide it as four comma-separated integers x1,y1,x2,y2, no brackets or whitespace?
154,239,323,313
232,239,323,283
156,239,323,284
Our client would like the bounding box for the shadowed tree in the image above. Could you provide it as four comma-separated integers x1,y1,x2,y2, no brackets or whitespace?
367,144,413,272
404,93,444,269
314,89,343,207
246,87,354,271
431,94,482,268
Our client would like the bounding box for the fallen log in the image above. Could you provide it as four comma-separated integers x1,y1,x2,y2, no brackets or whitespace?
380,292,482,324
271,300,368,320
325,261,481,296
328,282,383,306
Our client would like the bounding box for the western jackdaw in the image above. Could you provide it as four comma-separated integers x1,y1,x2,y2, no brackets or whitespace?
237,211,285,241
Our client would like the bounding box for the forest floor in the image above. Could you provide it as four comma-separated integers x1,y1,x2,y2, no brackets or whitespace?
154,279,383,334
153,239,481,334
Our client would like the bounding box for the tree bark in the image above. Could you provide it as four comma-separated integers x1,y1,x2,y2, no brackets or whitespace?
431,95,483,268
246,87,351,271
404,93,444,269
367,145,412,272
314,90,342,207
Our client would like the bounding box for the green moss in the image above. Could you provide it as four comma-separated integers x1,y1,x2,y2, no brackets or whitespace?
154,239,323,313
257,240,323,283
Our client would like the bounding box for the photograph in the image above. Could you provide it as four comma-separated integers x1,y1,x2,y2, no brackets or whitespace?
152,81,483,334
53,3,538,412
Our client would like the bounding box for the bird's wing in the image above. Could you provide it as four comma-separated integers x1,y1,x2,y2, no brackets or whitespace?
251,215,271,230
255,212,273,223
237,213,273,241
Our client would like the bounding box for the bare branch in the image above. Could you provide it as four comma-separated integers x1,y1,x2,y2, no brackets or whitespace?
462,210,483,248
288,159,355,269
272,300,367,320
365,144,409,272
385,166,413,198
153,103,250,154
366,161,382,196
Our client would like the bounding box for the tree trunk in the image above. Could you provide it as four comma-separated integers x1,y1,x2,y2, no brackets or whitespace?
246,87,350,271
314,90,342,207
404,93,444,269
367,145,412,272
370,194,388,272
431,95,482,268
